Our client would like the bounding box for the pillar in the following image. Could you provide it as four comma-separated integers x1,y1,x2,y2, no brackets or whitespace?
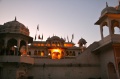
107,19,112,36
26,41,28,55
17,39,20,56
4,38,8,55
119,20,120,28
116,70,120,79
100,24,104,39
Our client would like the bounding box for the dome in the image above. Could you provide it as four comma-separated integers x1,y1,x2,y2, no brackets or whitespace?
1,17,29,36
78,38,87,45
115,5,120,11
101,7,116,15
50,36,61,40
46,36,65,42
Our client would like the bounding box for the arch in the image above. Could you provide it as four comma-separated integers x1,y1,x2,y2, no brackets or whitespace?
108,62,117,79
111,20,120,34
111,20,119,27
114,27,120,34
102,22,108,27
66,51,69,56
34,50,37,55
7,38,17,48
103,26,109,37
41,51,44,56
73,51,75,56
7,38,17,55
70,51,72,56
101,22,109,37
0,39,4,55
0,39,4,49
20,40,26,47
38,50,41,56
20,40,27,56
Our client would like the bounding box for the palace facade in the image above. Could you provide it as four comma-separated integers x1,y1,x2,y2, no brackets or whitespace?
0,2,120,79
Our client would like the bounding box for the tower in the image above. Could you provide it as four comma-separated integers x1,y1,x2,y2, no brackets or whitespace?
94,2,120,79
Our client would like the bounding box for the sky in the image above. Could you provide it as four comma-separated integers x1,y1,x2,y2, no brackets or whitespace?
0,0,119,46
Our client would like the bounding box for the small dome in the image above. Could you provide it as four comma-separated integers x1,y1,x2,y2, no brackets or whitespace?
101,7,116,15
78,38,87,45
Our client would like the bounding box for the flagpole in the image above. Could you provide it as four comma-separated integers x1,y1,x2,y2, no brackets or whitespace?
35,24,39,41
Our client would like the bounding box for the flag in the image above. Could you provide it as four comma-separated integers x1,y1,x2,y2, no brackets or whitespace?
42,34,43,40
35,35,36,40
71,39,72,42
67,36,69,42
72,34,74,40
38,34,41,39
37,24,39,31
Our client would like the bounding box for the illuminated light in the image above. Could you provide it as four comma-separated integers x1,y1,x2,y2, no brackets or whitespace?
41,52,44,56
28,43,31,46
50,49,63,59
53,49,59,52
33,44,37,46
64,44,73,47
14,45,17,48
38,44,40,46
52,53,55,56
41,44,44,46
48,53,51,56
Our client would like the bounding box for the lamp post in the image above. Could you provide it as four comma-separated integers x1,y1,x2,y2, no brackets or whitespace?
14,45,17,55
27,43,31,56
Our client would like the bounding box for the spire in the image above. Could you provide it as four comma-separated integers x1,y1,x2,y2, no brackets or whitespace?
14,16,17,21
106,2,108,7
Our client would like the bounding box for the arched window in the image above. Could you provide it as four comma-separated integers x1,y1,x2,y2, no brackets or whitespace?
41,51,44,56
69,51,72,56
38,50,41,56
108,62,117,79
73,51,75,56
34,50,37,55
111,20,119,34
66,51,69,56
114,27,120,34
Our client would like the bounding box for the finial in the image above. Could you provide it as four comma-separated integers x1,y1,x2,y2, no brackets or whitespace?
106,2,108,7
119,1,120,6
14,16,17,21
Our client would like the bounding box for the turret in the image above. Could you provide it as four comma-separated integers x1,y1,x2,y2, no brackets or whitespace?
78,38,87,52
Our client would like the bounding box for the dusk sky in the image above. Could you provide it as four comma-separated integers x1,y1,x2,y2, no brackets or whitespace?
0,0,119,46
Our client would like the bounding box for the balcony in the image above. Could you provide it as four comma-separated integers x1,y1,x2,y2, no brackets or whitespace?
99,34,120,46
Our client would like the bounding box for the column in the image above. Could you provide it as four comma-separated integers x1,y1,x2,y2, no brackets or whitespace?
4,38,8,55
100,24,103,39
26,41,28,55
17,39,20,56
107,19,112,36
116,70,120,79
119,20,120,30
